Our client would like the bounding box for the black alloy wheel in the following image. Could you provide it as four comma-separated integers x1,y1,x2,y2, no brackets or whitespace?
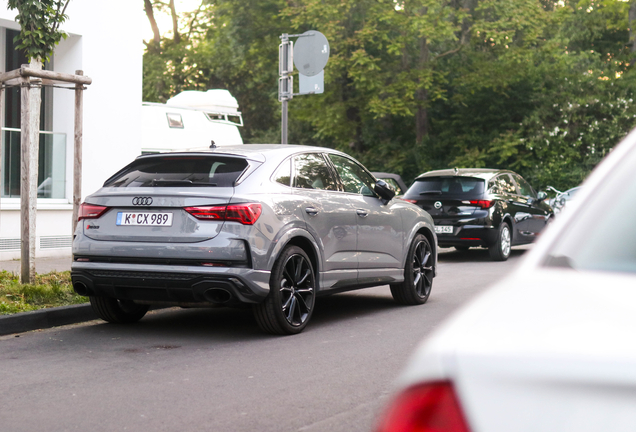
89,296,149,324
253,245,316,335
390,234,434,305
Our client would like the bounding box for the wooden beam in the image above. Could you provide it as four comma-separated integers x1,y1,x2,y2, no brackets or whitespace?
72,71,84,235
20,73,39,283
0,66,92,86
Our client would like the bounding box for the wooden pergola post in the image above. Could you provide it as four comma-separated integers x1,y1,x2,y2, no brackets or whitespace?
0,65,91,283
20,64,41,283
72,71,83,235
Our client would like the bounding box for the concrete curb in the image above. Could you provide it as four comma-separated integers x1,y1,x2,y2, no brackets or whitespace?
0,304,97,336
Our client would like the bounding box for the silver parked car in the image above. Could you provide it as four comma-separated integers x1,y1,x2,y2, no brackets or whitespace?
72,145,437,335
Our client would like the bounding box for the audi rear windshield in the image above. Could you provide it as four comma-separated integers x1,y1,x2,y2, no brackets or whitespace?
407,176,485,199
103,156,248,188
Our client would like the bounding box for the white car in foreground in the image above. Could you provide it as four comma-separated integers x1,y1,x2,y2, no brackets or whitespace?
375,128,636,432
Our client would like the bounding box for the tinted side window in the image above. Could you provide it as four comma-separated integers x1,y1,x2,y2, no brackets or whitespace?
328,154,376,196
494,174,517,195
272,158,291,186
103,156,248,188
293,153,337,191
513,175,536,198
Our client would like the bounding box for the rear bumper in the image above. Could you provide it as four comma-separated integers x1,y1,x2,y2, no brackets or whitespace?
435,225,498,248
71,262,270,306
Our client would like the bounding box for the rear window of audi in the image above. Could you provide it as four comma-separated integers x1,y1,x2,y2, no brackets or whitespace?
406,176,485,199
103,156,248,188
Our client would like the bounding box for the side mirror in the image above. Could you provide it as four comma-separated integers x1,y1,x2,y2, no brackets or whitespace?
374,180,396,204
537,191,548,201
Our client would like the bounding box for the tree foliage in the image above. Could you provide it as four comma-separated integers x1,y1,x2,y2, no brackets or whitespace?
7,0,70,62
142,0,636,191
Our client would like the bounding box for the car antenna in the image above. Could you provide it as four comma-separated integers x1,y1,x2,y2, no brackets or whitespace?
453,167,459,175
210,140,216,149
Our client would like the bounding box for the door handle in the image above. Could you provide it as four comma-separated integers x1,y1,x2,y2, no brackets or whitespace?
305,207,319,216
356,209,368,218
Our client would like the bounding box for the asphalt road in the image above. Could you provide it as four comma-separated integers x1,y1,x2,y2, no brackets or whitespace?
0,246,530,432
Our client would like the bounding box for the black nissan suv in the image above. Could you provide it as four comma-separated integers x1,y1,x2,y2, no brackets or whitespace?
402,168,553,261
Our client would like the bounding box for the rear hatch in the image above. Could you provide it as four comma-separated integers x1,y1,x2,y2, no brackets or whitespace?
80,154,250,243
404,176,487,223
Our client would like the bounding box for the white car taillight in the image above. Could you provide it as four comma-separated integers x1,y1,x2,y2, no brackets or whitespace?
376,381,471,432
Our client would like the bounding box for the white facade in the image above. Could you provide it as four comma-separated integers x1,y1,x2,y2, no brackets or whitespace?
0,1,143,259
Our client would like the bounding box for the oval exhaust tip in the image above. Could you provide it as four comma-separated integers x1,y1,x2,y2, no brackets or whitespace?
73,282,89,296
203,288,232,304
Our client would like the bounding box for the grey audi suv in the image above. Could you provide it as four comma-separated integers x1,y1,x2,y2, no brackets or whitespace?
71,145,437,334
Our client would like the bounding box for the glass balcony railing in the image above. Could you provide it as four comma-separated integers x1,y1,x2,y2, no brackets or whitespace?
1,128,67,199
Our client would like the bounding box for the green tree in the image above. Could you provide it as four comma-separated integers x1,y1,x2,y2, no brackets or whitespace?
7,0,70,62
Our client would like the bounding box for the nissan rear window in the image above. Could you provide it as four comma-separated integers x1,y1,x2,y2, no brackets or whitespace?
103,156,248,188
407,176,485,198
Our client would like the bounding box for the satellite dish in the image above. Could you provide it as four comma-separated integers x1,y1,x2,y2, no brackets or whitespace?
293,31,330,77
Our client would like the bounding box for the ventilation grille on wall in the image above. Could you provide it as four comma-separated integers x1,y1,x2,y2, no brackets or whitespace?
0,238,21,251
40,236,73,249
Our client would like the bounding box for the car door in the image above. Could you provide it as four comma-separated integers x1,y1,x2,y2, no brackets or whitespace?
512,174,551,237
327,153,404,285
291,153,358,289
490,173,529,243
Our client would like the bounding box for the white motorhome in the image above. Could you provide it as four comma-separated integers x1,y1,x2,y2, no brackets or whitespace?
141,89,243,153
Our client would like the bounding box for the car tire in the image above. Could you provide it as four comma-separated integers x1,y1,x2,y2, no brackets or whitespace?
390,234,434,305
489,222,511,261
253,245,316,335
89,296,149,323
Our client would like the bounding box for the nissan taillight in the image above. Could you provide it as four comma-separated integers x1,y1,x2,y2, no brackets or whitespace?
376,382,471,432
78,203,109,221
185,203,262,225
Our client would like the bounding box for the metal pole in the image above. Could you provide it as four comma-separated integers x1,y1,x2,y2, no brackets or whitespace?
280,33,289,144
281,98,288,144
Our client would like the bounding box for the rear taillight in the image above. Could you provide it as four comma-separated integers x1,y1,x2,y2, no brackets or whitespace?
376,382,471,432
78,203,109,221
469,200,494,209
184,203,262,225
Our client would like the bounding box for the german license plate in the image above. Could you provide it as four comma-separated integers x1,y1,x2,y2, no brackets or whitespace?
434,225,453,234
116,212,173,226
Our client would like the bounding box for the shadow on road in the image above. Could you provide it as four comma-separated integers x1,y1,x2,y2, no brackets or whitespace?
438,246,530,263
69,288,401,342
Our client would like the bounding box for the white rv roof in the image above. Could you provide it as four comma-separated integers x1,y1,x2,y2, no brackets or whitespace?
166,90,239,113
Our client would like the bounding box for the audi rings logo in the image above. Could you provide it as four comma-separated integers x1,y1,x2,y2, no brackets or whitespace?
434,201,442,209
132,197,153,206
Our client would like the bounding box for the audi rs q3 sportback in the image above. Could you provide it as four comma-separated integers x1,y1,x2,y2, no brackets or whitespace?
72,145,437,335
402,169,553,261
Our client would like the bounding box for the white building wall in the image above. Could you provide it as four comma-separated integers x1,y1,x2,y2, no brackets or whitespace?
0,1,142,260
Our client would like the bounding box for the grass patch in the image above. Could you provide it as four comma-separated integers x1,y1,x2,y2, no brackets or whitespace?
0,270,88,315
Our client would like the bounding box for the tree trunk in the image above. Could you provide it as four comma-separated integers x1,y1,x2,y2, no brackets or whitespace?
20,58,42,284
144,0,161,50
460,0,478,45
630,1,636,56
169,0,181,44
415,35,430,145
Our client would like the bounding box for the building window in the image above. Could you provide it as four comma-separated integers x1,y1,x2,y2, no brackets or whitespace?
2,28,63,199
1,129,67,198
